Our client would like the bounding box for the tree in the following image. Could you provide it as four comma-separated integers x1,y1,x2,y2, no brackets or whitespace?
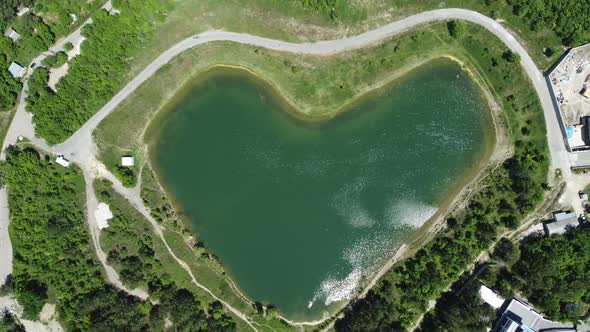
447,20,466,39
513,229,590,321
0,309,26,332
502,50,520,63
508,0,590,45
418,281,495,332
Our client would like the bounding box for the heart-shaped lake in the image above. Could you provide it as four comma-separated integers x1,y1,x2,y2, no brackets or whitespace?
148,59,493,320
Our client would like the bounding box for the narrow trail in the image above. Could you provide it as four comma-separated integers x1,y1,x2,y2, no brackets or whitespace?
89,156,261,332
82,169,149,300
0,5,576,330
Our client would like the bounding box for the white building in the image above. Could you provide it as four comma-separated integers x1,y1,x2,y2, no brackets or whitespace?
121,156,134,167
55,156,71,168
544,211,579,236
4,28,20,42
16,7,30,17
8,62,25,78
492,299,576,332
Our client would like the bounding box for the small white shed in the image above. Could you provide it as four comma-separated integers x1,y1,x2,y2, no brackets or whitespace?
55,156,71,167
16,7,30,17
8,62,25,78
4,28,20,42
121,156,134,167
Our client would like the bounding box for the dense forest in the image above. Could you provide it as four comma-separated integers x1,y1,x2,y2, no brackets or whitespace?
418,274,496,332
512,228,590,321
507,0,590,46
0,0,103,112
0,0,33,22
26,0,170,144
1,147,236,330
419,228,590,330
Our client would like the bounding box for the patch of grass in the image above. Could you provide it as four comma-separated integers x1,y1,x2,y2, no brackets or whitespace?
96,21,545,169
123,0,563,89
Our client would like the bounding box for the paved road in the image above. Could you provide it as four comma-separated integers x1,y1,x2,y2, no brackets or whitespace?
64,10,568,191
0,6,576,328
4,9,569,182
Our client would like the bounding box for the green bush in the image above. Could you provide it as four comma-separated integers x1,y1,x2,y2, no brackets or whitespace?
113,165,136,187
53,51,68,67
41,51,68,68
447,20,466,39
0,309,25,332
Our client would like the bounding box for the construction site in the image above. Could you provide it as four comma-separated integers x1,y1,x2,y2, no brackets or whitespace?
548,44,590,152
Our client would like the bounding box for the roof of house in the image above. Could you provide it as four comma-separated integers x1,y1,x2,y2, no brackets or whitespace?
8,62,25,78
492,299,576,332
544,211,578,235
4,28,20,42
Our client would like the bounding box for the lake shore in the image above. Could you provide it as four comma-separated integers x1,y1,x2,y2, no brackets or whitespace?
93,21,536,327
142,58,502,324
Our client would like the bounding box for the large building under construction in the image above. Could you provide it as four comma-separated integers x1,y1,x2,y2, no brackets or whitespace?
547,43,590,155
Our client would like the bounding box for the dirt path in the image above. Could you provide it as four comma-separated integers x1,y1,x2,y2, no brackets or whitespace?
82,169,149,300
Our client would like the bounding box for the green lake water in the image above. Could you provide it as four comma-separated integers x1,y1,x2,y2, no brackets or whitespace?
149,60,493,320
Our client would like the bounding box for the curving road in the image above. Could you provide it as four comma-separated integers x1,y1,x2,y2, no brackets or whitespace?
2,9,569,179
0,6,574,329
38,9,569,181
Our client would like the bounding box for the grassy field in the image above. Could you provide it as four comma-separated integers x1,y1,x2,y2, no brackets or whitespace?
95,21,545,169
94,20,547,323
120,0,563,88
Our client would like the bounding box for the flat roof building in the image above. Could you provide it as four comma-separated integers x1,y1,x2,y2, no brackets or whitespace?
8,62,25,78
492,299,576,332
55,156,71,168
4,28,20,42
16,7,30,17
544,211,579,236
121,156,134,167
